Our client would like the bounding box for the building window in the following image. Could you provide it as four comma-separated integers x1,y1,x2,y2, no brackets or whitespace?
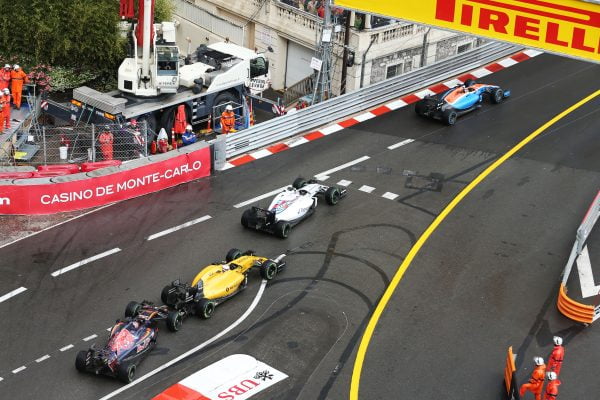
386,64,401,79
457,43,472,53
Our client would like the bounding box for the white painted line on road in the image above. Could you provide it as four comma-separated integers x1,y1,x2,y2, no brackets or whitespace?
35,355,51,363
286,137,309,148
471,68,492,78
443,78,463,87
60,344,74,352
354,112,376,122
107,327,112,332
388,139,415,150
98,280,269,400
0,377,3,382
320,124,344,135
337,180,352,187
386,99,408,110
0,287,27,304
359,185,375,194
382,192,399,200
220,162,235,170
498,57,518,68
414,89,436,99
147,216,212,241
83,334,98,342
316,175,330,181
314,156,370,180
234,187,287,209
12,366,26,374
524,49,543,57
51,248,122,277
249,149,273,160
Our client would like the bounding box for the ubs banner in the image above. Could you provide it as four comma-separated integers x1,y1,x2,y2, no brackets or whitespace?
335,0,600,63
0,147,211,215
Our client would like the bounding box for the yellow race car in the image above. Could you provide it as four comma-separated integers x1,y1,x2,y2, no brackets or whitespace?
161,248,286,320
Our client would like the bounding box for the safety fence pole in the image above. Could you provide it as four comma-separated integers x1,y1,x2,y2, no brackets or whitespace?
42,126,47,166
92,124,96,162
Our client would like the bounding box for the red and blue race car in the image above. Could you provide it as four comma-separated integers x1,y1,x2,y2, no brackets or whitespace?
415,79,510,125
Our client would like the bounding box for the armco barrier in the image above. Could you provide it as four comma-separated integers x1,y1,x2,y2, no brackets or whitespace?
504,346,519,400
557,284,595,324
225,41,521,159
0,142,210,215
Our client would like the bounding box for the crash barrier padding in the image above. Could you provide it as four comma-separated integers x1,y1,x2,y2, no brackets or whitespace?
31,169,74,178
504,346,519,399
80,160,123,172
0,143,211,215
0,171,34,179
557,283,594,324
37,164,81,173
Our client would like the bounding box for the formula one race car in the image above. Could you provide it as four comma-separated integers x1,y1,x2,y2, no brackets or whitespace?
161,249,286,319
241,177,346,238
75,308,169,383
415,79,510,125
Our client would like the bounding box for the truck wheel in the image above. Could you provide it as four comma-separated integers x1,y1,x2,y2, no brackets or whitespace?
117,363,136,383
226,248,242,262
260,260,278,280
491,88,504,104
241,209,253,228
443,110,457,126
166,311,183,332
325,187,341,205
198,299,216,319
125,301,141,318
160,105,192,138
75,351,88,372
293,177,307,189
214,92,239,115
137,114,158,144
275,221,291,238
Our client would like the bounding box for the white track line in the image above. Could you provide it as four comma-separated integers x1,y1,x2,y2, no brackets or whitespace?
0,377,3,382
83,334,98,342
51,248,122,277
382,192,399,200
12,366,26,374
388,139,415,150
146,215,212,241
35,355,50,363
98,280,268,400
59,344,74,352
359,185,375,193
0,287,27,303
337,180,352,187
233,187,287,209
314,156,370,180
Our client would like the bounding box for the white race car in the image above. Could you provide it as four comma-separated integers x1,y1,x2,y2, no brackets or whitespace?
241,178,346,238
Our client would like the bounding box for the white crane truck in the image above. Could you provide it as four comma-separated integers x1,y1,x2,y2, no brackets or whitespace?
69,0,269,139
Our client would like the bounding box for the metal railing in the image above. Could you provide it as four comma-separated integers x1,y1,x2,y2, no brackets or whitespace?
224,41,521,159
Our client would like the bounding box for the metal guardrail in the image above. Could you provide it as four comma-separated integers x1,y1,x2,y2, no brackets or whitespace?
225,42,521,159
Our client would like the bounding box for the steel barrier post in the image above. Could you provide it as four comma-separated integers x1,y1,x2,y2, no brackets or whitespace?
92,124,96,162
42,126,47,165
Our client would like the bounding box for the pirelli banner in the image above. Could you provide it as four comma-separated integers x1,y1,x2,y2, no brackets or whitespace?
335,0,600,63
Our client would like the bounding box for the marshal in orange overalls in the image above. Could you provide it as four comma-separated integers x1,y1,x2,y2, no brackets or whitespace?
220,110,235,134
0,92,10,129
520,363,546,400
548,344,564,376
0,67,11,91
98,130,114,160
10,67,28,109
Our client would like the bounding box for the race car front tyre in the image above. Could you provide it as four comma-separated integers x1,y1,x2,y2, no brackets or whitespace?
293,177,307,189
491,88,504,104
260,260,278,280
198,299,216,319
166,311,183,332
125,301,142,318
226,248,242,262
241,209,253,228
325,187,341,205
443,110,457,126
117,363,136,383
161,285,173,305
414,101,427,116
275,221,291,238
75,351,88,373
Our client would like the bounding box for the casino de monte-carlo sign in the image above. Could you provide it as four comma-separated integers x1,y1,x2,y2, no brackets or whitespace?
335,0,600,63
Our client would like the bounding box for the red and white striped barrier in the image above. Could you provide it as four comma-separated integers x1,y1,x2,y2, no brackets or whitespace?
153,354,287,400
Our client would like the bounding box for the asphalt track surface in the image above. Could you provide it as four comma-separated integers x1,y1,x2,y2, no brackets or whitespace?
0,53,599,399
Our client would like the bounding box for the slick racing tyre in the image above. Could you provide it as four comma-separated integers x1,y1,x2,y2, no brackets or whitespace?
491,88,504,104
166,311,183,332
226,248,242,262
414,101,427,116
125,301,142,318
241,209,253,228
443,109,457,126
275,221,291,238
117,363,136,383
293,177,307,189
260,260,278,280
325,187,341,205
464,79,476,87
198,299,216,319
75,351,88,373
161,285,173,305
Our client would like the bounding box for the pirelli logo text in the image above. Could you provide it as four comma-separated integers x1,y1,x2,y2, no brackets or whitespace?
435,0,600,56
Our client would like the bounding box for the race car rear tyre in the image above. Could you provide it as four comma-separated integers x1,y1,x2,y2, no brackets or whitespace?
443,110,457,126
414,101,427,116
75,351,88,373
166,311,183,332
125,301,142,318
293,177,307,189
275,221,291,238
117,363,136,383
226,248,242,262
241,209,253,228
325,187,341,205
161,285,173,305
491,88,504,104
198,299,216,319
464,79,476,87
260,260,278,280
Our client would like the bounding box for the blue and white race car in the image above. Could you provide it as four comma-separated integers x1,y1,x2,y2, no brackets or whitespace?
415,79,510,125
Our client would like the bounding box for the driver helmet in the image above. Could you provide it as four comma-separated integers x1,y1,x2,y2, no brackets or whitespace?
225,104,233,111
553,336,563,346
132,321,140,329
534,357,544,366
222,264,230,271
13,64,19,70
